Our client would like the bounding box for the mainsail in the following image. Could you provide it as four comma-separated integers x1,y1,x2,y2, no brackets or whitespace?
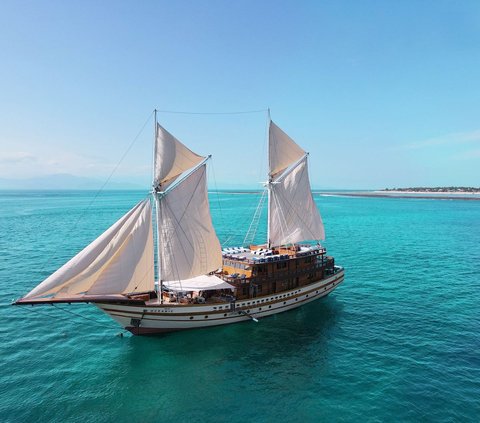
268,121,325,246
22,199,154,300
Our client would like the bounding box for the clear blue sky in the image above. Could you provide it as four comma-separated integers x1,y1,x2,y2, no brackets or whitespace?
1,0,479,189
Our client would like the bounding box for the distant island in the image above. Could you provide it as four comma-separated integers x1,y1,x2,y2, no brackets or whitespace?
382,187,480,193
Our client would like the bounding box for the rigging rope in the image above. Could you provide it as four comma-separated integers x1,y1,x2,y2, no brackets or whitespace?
156,109,268,115
16,303,120,332
35,111,155,278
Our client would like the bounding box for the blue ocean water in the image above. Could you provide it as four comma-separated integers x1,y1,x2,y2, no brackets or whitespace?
0,190,479,422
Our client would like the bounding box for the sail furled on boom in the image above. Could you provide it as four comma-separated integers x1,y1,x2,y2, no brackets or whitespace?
23,200,154,300
158,164,222,282
269,121,306,179
268,121,325,246
154,123,204,190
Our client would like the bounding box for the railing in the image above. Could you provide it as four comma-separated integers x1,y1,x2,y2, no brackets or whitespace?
222,263,328,285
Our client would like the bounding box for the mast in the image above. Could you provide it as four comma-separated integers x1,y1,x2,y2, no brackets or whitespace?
153,109,163,303
267,108,271,248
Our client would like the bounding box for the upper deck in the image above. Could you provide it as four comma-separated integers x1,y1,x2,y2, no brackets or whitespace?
222,244,327,278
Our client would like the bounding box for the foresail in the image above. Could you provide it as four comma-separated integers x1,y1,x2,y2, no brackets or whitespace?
159,164,222,281
270,157,325,246
154,123,204,190
23,200,154,300
269,121,305,179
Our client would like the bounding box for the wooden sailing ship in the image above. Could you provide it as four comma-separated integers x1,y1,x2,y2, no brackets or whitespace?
14,113,345,335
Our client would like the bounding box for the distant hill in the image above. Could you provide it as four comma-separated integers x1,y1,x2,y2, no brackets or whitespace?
0,174,145,190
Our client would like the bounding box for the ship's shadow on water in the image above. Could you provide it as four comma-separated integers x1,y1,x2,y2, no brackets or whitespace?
110,296,343,377
92,297,345,421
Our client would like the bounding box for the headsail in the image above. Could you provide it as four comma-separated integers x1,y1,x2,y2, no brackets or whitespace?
158,164,222,283
22,200,154,300
154,123,204,190
268,121,325,246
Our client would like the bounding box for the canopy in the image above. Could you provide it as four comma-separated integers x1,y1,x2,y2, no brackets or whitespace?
163,275,234,292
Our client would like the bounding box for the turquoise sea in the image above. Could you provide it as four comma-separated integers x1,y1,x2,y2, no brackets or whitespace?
0,190,479,422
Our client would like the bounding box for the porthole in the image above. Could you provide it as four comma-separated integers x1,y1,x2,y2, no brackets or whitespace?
295,298,298,301
204,315,208,319
259,308,262,311
306,295,309,298
224,313,227,317
189,316,193,320
283,301,286,305
269,305,272,309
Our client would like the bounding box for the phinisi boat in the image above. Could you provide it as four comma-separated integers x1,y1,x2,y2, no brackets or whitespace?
14,112,345,335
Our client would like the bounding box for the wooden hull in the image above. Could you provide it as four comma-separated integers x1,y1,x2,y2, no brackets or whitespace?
96,268,345,335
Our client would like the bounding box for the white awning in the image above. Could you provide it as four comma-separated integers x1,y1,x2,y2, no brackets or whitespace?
162,275,234,292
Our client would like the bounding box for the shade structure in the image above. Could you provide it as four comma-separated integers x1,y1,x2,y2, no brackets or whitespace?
163,275,234,292
23,200,154,300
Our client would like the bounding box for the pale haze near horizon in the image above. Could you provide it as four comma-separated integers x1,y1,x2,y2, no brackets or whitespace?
0,0,479,190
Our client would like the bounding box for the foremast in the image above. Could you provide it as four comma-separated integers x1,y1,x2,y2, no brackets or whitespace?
152,109,163,302
152,114,222,300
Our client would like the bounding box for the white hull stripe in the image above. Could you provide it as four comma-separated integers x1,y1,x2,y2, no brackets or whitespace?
96,271,344,331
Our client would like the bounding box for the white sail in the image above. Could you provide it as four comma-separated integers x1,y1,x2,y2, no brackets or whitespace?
269,157,325,246
154,123,204,189
269,121,306,179
23,200,154,299
159,164,222,282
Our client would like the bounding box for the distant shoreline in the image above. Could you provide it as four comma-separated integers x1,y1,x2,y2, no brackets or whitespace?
316,191,480,201
377,190,480,195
